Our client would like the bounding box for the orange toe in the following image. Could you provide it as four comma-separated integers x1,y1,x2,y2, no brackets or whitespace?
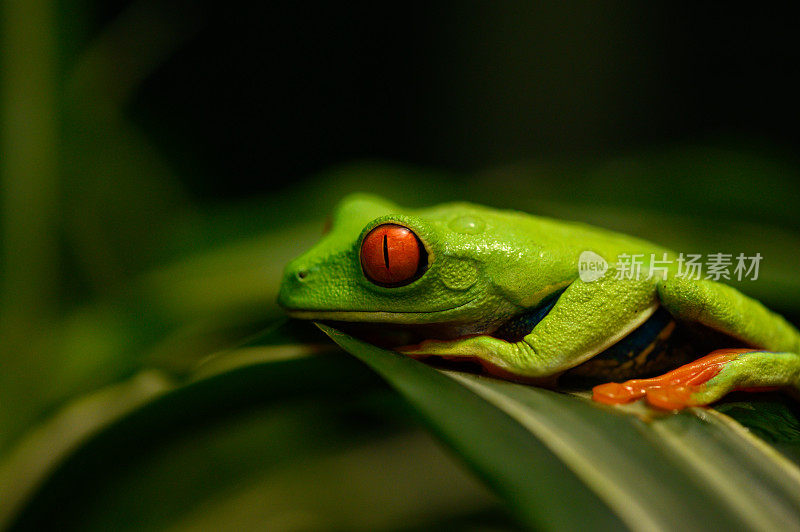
592,381,647,405
645,385,696,410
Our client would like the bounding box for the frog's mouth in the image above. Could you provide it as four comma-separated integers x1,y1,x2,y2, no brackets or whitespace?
288,288,563,349
283,296,479,323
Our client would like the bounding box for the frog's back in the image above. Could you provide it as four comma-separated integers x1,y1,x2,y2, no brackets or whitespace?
416,201,671,259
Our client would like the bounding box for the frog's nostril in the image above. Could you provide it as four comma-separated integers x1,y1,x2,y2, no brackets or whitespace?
296,270,309,281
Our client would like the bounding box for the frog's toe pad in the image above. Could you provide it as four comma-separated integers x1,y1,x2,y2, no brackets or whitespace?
592,381,645,404
644,385,698,410
593,378,707,410
592,348,753,410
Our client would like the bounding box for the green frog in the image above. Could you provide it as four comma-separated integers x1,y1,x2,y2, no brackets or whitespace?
278,194,800,410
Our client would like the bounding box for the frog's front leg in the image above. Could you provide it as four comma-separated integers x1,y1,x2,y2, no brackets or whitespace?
594,277,800,409
400,277,659,379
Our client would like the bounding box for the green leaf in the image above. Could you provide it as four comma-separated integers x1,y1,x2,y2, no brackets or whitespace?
318,325,626,531
3,341,515,531
319,323,800,531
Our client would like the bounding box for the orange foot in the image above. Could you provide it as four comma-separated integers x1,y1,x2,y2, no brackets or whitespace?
592,348,754,410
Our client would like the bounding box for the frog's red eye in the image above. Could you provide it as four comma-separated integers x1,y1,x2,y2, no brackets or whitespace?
360,224,427,286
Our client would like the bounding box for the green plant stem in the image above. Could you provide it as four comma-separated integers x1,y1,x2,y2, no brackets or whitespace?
0,0,59,340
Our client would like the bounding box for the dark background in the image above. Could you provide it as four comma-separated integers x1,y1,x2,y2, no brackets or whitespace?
88,1,799,198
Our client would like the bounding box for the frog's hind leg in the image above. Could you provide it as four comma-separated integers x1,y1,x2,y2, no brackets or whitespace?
656,276,800,354
593,348,800,410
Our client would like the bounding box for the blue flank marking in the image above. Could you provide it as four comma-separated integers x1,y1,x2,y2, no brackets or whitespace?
493,288,565,342
593,306,674,363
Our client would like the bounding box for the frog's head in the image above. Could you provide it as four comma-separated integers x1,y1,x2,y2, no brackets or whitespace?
278,193,570,344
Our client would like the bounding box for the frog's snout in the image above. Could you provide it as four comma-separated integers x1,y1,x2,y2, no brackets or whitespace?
278,259,317,310
289,262,315,284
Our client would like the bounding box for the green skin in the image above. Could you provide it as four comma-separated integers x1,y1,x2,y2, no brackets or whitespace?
278,194,800,407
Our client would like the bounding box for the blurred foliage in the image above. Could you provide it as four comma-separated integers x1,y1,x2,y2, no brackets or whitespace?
1,0,799,530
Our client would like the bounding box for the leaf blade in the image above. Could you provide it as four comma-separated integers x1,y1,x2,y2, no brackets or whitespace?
318,324,625,531
319,324,800,531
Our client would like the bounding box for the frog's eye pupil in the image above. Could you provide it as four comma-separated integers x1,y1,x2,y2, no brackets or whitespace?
360,224,427,286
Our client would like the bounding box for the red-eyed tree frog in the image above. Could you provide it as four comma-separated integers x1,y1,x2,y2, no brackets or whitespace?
278,194,800,410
